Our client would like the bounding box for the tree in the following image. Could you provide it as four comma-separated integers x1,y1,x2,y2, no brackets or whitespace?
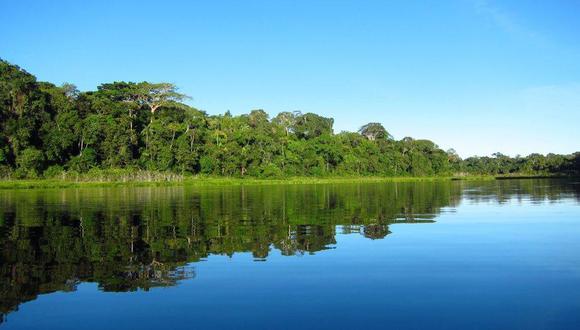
273,111,299,136
61,83,79,99
248,109,269,128
132,82,189,115
0,58,577,179
0,59,51,168
358,122,392,141
292,112,334,140
16,147,45,177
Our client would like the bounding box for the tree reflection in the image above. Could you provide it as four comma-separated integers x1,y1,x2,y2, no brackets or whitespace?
0,179,578,321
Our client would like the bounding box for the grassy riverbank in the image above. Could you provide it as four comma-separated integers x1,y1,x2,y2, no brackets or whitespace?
0,175,508,190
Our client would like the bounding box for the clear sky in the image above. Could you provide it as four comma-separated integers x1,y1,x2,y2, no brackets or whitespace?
1,0,579,157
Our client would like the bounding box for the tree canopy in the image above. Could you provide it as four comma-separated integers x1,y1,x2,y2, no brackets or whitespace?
0,59,578,179
359,122,392,141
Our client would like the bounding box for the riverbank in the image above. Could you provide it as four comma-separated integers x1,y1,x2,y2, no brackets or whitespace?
0,174,545,190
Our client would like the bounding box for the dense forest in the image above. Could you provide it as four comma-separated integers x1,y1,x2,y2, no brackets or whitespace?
1,59,578,179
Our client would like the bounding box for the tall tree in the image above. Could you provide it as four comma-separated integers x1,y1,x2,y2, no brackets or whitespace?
292,112,334,140
358,122,392,141
135,82,189,114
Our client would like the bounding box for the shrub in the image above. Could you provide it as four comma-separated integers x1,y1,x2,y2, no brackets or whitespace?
43,165,65,178
200,156,215,174
16,148,45,177
0,165,13,179
261,163,283,178
67,148,97,172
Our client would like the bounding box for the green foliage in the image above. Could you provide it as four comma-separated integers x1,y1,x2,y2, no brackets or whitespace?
67,148,97,172
292,112,334,139
261,163,283,178
16,148,44,177
359,122,392,141
43,165,64,178
0,59,578,180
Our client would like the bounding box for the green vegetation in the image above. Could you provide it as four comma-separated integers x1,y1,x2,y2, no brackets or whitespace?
0,175,467,190
1,59,578,183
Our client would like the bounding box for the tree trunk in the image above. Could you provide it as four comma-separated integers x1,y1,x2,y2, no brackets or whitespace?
190,132,194,152
170,131,176,150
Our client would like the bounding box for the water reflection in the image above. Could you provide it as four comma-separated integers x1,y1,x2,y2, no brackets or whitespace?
0,179,578,322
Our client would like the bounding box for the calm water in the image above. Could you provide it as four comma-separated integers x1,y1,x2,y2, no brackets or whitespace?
1,179,579,329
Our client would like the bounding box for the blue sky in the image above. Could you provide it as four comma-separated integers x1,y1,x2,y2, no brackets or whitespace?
1,0,579,157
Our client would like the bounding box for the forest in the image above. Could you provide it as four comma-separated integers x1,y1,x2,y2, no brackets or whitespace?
1,59,578,180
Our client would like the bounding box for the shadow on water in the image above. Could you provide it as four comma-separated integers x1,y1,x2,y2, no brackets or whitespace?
0,178,578,323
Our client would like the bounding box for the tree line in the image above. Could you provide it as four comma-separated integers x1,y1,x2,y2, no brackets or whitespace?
1,59,578,179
